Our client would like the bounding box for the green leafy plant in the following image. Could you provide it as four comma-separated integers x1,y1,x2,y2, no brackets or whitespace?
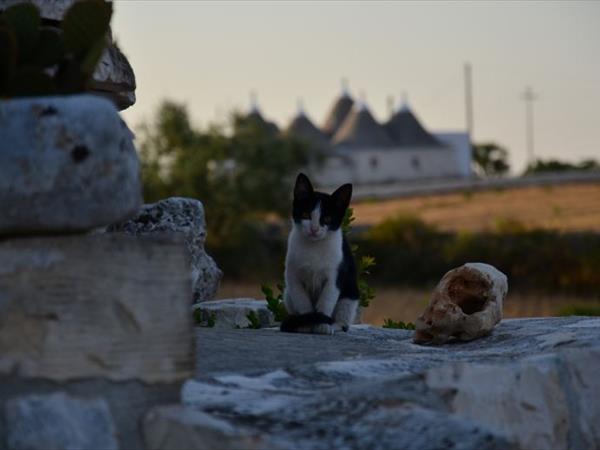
341,207,355,235
194,309,216,328
382,318,416,330
0,0,112,97
261,283,287,322
357,255,376,308
245,310,262,329
343,208,376,308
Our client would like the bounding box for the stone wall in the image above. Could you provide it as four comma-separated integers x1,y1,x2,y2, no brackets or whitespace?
0,234,195,449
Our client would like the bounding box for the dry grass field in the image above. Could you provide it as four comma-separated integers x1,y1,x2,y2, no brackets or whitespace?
216,282,600,326
351,181,600,232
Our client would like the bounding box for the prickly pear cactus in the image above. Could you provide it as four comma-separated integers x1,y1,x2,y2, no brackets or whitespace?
0,0,112,97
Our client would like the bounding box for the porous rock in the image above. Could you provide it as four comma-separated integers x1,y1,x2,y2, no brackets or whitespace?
0,95,142,235
5,392,118,450
108,197,222,302
194,298,274,329
414,262,507,344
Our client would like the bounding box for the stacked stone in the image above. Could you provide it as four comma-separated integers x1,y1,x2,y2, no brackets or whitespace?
0,100,204,449
0,3,214,448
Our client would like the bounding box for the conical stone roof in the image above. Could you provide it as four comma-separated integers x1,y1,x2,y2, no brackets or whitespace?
322,94,354,138
385,105,442,147
286,111,329,150
243,110,280,135
331,104,394,149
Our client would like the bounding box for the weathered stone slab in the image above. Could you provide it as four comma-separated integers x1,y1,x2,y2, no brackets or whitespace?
0,95,141,235
0,233,193,383
426,355,570,449
188,317,600,450
5,392,118,450
193,298,274,329
108,197,222,302
144,405,281,450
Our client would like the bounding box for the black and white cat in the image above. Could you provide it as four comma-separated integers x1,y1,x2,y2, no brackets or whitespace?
280,173,359,335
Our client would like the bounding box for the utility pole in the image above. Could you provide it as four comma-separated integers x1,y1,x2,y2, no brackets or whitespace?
521,86,538,166
464,62,473,137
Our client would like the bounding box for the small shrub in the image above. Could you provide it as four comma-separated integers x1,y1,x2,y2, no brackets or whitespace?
245,310,262,329
382,318,415,330
557,303,600,317
262,283,287,322
194,309,216,328
344,208,376,308
494,217,527,233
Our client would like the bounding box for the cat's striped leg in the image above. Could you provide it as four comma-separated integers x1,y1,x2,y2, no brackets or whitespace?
333,298,359,332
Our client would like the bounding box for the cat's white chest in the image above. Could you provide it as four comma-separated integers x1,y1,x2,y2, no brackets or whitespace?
286,228,343,276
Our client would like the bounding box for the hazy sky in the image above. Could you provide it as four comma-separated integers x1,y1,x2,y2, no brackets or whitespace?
113,1,600,173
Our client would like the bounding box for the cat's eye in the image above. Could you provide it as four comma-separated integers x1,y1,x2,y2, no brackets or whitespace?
323,216,331,224
302,212,310,219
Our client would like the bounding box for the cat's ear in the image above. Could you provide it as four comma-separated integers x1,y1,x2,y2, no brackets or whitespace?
332,183,352,210
294,173,314,198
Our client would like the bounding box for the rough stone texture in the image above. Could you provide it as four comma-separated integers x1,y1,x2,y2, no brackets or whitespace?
144,405,281,450
90,42,137,110
0,95,142,235
426,355,572,450
194,299,274,328
5,392,118,450
0,377,181,450
108,197,222,303
188,317,600,450
0,233,194,383
415,262,507,344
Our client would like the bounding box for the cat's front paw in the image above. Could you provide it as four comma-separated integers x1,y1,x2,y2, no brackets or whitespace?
312,323,334,335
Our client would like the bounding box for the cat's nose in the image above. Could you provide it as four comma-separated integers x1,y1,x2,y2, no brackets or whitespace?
310,225,319,234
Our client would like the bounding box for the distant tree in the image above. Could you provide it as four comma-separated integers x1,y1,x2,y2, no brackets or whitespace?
471,142,510,177
137,101,315,242
524,158,600,175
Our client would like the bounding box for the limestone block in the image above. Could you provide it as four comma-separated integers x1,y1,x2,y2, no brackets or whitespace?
560,347,600,449
0,234,193,383
0,95,142,235
143,405,281,450
108,197,222,302
193,299,274,329
414,262,507,344
5,392,118,450
425,355,569,450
